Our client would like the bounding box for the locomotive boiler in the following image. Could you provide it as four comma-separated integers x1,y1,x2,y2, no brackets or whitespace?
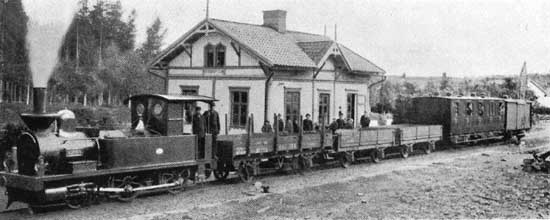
17,88,97,177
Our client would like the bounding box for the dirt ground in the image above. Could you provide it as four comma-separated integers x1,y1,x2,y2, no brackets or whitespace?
1,121,550,220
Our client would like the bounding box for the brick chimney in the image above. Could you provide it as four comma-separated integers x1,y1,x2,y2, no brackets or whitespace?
263,10,286,32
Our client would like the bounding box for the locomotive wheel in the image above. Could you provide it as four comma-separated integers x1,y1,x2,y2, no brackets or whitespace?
370,150,382,163
116,176,142,202
65,196,84,209
160,171,186,194
400,146,409,158
117,184,139,202
237,163,254,183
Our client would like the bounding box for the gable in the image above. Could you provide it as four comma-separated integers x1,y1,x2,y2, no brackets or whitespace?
168,32,260,67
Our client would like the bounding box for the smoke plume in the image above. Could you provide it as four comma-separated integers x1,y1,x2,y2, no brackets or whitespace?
22,0,77,88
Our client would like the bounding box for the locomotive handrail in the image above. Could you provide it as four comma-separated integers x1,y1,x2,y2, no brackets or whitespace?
273,114,278,152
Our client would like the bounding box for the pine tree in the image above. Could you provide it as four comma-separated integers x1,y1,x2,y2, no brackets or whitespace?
138,17,167,63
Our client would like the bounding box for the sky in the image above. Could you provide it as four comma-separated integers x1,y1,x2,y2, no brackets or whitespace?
21,0,550,77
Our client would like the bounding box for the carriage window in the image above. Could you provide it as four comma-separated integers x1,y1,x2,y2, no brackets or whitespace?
466,102,473,115
498,103,504,115
478,103,484,116
453,102,459,116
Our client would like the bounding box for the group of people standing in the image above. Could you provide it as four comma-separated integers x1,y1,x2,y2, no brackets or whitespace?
261,111,371,134
191,103,220,159
261,113,314,134
327,111,371,132
191,104,373,142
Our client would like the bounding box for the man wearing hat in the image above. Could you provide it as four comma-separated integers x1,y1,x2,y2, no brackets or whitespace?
336,111,346,129
193,106,206,159
204,103,220,135
204,103,220,157
303,113,313,132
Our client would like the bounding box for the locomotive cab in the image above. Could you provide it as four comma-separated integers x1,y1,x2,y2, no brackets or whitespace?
126,94,217,137
99,94,218,169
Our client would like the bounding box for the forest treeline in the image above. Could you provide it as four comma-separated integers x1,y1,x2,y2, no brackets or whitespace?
1,0,166,106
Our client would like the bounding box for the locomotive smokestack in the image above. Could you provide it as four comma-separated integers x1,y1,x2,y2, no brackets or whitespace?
33,87,47,114
20,87,58,133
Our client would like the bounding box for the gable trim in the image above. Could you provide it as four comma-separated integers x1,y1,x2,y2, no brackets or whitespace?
150,19,274,69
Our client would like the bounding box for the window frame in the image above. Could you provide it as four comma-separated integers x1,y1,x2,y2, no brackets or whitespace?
229,87,250,129
478,102,484,116
180,85,199,124
284,88,301,123
204,44,215,67
318,93,330,124
215,43,226,67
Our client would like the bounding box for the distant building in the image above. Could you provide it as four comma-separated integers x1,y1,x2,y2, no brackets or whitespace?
528,78,550,107
149,10,385,134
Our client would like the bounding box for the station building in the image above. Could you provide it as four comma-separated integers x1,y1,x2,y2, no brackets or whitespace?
148,10,386,134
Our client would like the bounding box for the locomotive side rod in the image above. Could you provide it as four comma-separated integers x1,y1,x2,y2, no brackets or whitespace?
43,179,185,202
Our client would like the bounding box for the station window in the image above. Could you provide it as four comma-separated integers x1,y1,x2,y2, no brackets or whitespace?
230,88,249,128
204,44,215,67
216,44,226,67
498,103,504,115
180,86,199,123
318,93,330,124
204,43,226,67
285,89,301,123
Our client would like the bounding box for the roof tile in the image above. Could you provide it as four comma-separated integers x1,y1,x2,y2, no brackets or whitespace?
210,19,317,68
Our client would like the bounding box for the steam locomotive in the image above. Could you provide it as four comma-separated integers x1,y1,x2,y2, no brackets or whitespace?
0,88,532,212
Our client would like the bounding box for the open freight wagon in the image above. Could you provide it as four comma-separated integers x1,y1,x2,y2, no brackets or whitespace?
332,124,442,166
215,115,332,182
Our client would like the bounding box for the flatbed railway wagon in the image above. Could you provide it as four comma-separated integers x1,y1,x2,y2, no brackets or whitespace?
332,124,442,166
407,96,531,144
0,91,221,212
216,115,332,182
393,124,442,154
